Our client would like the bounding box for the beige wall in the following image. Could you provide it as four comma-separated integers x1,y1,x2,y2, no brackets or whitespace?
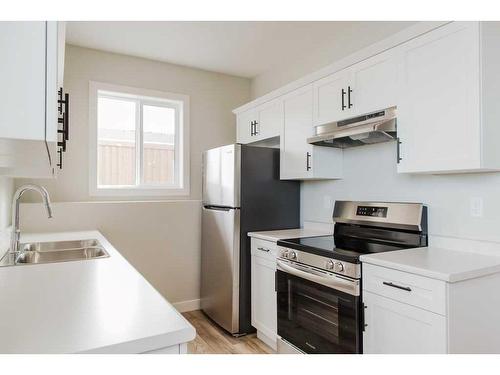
250,22,416,98
0,177,13,253
17,45,250,308
20,200,201,307
19,45,250,202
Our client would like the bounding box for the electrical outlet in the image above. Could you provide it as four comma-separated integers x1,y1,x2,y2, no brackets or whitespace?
470,197,483,218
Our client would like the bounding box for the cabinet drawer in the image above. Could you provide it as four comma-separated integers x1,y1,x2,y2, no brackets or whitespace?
362,263,446,315
251,238,277,261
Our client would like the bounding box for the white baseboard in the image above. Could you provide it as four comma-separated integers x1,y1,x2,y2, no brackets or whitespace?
172,298,200,313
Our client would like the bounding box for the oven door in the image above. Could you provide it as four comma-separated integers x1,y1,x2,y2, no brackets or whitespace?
276,260,361,354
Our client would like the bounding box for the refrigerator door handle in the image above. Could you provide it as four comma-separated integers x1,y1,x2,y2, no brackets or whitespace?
203,205,234,211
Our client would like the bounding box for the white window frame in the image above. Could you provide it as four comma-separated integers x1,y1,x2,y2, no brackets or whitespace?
89,81,190,197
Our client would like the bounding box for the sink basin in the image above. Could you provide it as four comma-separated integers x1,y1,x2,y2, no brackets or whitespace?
21,239,102,252
0,239,109,267
16,247,109,264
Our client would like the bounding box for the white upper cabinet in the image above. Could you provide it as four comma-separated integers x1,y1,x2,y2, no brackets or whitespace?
236,109,254,144
281,85,342,180
236,100,282,144
397,22,500,174
313,49,399,127
0,22,46,142
235,22,500,177
257,100,283,140
350,49,399,116
0,21,66,178
312,70,352,126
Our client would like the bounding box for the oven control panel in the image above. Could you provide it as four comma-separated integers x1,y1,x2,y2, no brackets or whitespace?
356,205,388,218
278,247,360,279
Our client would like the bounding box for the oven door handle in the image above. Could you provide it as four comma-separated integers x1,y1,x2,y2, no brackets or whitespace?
277,259,360,296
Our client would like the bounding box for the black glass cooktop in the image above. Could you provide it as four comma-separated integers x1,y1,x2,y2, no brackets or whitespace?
277,233,421,263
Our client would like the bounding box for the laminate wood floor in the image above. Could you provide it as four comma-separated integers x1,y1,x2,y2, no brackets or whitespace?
182,310,275,354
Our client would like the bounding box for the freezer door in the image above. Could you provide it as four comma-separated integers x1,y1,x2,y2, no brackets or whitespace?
200,206,241,334
202,144,240,207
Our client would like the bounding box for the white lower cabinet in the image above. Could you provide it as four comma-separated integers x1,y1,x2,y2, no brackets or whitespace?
362,262,500,354
250,238,277,350
363,291,447,354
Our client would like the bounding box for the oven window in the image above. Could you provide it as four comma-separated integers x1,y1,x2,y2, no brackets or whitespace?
276,270,360,353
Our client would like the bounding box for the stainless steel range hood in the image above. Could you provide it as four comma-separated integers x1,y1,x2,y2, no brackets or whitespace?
308,107,397,148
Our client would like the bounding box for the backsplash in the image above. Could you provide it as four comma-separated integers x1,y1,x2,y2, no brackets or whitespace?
0,177,13,253
301,141,500,245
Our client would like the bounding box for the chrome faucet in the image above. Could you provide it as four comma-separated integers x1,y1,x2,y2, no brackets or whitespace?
10,184,52,259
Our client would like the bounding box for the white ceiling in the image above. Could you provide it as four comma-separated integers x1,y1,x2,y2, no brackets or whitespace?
66,21,416,78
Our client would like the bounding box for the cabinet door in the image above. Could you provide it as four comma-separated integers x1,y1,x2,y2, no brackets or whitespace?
313,70,352,126
363,291,447,354
0,22,46,141
236,109,254,144
397,22,481,173
251,254,277,345
255,100,282,141
351,49,399,116
281,85,314,179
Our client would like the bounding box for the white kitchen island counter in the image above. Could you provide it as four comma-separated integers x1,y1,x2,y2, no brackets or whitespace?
0,230,195,354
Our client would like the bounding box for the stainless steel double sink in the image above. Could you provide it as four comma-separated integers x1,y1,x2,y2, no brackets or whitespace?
0,239,109,267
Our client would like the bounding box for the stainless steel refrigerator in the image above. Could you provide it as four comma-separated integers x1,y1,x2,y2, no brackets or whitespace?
201,144,300,335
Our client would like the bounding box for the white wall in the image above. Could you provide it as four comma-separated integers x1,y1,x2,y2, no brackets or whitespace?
17,45,251,308
0,178,13,253
251,22,416,98
302,142,500,245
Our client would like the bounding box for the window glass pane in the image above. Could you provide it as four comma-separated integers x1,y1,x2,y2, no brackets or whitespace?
142,104,176,185
97,96,136,186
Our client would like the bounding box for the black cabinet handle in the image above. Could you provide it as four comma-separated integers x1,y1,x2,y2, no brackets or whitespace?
58,89,69,116
306,152,311,171
57,88,64,114
361,303,367,331
396,138,402,163
348,86,353,109
341,88,346,110
383,281,411,292
250,121,254,136
254,121,259,136
57,110,69,145
56,148,63,169
64,92,69,140
57,135,66,152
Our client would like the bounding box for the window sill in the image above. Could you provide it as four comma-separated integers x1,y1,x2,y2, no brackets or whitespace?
88,186,190,198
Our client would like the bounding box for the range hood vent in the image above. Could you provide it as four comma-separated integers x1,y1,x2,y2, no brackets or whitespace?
308,107,397,148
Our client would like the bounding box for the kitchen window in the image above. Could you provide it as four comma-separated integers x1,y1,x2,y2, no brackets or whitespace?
89,82,189,197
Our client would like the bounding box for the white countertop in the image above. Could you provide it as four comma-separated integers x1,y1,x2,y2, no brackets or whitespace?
360,246,500,283
248,228,331,242
0,230,195,353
